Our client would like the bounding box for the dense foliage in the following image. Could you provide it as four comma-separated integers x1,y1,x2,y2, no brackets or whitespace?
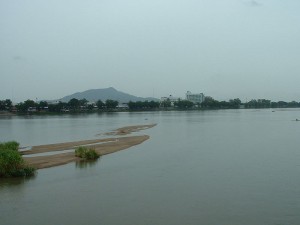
0,99,12,111
105,99,119,109
244,99,300,108
200,97,242,109
2,96,300,113
4,98,120,113
75,146,100,160
160,99,172,108
174,100,194,109
127,100,160,110
0,141,36,177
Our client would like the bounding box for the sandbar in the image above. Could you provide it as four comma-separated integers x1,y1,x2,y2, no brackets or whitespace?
104,124,156,135
23,124,156,169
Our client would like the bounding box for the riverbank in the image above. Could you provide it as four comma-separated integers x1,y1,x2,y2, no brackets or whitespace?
0,111,16,116
23,124,156,169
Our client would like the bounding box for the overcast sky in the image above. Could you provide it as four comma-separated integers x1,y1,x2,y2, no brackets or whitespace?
1,0,300,102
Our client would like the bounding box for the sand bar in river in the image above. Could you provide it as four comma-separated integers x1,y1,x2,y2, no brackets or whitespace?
23,124,156,169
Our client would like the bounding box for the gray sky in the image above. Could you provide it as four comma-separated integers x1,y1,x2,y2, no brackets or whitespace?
1,0,300,102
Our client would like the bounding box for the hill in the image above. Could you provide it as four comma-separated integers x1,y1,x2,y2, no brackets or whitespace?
58,87,158,103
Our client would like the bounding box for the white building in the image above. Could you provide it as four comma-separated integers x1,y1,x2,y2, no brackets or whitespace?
186,91,205,104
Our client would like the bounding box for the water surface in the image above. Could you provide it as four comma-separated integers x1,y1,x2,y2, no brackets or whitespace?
1,109,300,225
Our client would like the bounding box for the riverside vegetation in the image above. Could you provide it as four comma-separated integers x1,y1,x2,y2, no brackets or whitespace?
0,141,36,177
75,146,100,160
2,97,300,115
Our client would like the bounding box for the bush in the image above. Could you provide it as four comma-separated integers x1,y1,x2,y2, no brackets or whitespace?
84,149,100,160
0,141,36,177
75,146,86,158
75,146,100,160
0,141,19,151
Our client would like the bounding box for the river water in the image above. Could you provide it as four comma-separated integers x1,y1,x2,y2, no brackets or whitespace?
0,109,300,225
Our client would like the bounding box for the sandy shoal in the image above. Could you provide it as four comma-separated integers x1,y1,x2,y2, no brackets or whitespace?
23,124,156,169
22,137,120,155
104,124,157,135
24,135,149,169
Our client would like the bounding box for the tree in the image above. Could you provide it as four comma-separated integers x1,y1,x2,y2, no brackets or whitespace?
5,99,12,110
127,100,159,110
87,104,95,111
219,101,230,108
160,99,171,108
24,99,36,107
201,96,219,108
38,101,48,110
277,101,288,108
245,99,271,108
287,101,299,108
79,98,88,107
105,99,118,109
96,100,105,109
245,99,257,108
16,99,37,112
229,98,241,108
174,100,194,109
127,101,136,110
149,100,160,109
48,101,68,112
0,141,36,177
0,100,6,110
68,98,80,110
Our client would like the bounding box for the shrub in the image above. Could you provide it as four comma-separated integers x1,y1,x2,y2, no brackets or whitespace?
75,146,86,158
0,141,36,177
0,141,19,151
23,167,36,176
75,146,100,160
84,149,100,160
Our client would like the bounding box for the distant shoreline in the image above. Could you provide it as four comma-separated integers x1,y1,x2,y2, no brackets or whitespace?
0,111,16,116
1,107,300,117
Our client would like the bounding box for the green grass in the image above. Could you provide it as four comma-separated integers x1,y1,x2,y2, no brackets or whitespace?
0,141,36,177
0,141,19,151
75,146,100,160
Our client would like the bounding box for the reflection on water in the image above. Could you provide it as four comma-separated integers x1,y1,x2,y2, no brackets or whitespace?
75,158,100,169
0,175,36,189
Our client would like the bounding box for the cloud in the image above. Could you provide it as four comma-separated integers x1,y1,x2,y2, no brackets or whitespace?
13,56,23,61
12,56,28,63
244,0,262,7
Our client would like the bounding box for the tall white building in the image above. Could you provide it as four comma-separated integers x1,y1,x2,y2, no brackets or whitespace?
186,91,205,104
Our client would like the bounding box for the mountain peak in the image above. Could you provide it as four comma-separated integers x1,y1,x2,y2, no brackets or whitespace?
58,87,158,103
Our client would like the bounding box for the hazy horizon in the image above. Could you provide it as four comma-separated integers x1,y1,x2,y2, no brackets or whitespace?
1,0,300,102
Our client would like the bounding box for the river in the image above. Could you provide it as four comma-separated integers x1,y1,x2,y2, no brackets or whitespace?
0,109,300,225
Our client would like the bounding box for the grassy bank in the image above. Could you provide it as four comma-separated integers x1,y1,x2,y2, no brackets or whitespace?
0,141,36,177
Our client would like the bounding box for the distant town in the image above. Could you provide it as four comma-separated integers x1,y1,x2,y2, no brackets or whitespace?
1,90,300,114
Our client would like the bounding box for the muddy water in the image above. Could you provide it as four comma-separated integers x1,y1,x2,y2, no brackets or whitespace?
1,110,300,225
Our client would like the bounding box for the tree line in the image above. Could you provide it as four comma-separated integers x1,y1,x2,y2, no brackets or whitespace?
0,98,119,113
244,99,300,108
1,97,300,113
127,101,160,110
159,97,242,109
0,99,12,111
160,97,300,109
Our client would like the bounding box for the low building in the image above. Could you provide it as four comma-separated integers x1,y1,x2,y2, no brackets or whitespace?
117,103,129,109
27,107,37,112
160,95,180,106
186,91,205,104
